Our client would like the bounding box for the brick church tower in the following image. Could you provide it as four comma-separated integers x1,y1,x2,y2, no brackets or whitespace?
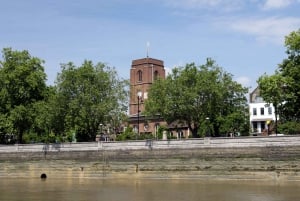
129,57,166,135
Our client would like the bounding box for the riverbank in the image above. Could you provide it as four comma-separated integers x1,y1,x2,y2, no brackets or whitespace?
1,136,300,181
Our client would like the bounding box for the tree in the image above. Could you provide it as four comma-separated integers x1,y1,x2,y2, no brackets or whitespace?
54,60,128,141
28,86,59,143
0,48,47,143
257,29,300,134
257,73,287,134
277,29,300,121
145,59,248,137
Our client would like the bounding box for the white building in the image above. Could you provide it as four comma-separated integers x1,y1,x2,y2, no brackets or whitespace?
249,87,277,135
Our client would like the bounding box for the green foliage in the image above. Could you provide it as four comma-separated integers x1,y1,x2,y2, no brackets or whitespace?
196,121,207,138
257,73,287,133
278,29,300,121
145,59,249,137
116,127,136,141
0,48,128,144
256,29,300,135
157,125,167,139
22,131,60,143
23,132,40,143
65,130,76,142
257,73,287,107
278,121,300,135
138,133,154,140
258,29,300,123
0,48,47,143
285,29,300,55
116,127,158,141
54,60,128,142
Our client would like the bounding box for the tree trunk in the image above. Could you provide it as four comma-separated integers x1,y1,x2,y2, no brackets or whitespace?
275,105,278,135
18,129,24,144
188,123,199,138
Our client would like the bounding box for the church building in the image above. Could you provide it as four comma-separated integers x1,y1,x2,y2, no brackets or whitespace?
128,56,190,139
128,57,166,137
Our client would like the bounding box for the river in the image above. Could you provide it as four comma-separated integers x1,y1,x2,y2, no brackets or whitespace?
0,178,299,201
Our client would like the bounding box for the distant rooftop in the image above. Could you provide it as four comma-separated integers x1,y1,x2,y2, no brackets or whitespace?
249,87,264,103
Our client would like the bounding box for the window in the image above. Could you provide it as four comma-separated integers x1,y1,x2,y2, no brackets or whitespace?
154,71,159,80
137,70,142,82
253,108,257,115
143,92,148,99
268,107,272,115
260,107,264,115
254,96,263,103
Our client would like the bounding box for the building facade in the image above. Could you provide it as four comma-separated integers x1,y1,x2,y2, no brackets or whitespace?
128,57,166,136
249,87,276,135
129,57,165,115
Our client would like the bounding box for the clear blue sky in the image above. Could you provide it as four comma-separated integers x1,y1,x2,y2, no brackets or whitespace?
1,0,300,91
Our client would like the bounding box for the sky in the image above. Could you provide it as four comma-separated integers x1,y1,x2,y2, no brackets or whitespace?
1,0,300,91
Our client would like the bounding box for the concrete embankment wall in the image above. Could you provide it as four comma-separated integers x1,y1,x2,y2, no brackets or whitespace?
1,136,300,181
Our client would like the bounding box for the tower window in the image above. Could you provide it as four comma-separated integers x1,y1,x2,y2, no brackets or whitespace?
137,70,142,82
154,71,159,80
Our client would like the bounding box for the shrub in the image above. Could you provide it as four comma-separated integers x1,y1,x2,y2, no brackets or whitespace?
278,121,300,135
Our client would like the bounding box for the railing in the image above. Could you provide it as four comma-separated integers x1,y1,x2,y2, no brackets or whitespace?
1,135,300,153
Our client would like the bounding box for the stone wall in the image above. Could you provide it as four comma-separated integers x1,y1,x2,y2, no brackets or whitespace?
1,136,300,181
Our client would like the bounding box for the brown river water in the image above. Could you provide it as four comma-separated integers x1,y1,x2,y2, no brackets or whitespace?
0,178,299,201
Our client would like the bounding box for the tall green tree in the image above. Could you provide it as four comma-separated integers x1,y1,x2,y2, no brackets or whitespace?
277,29,300,121
257,73,287,134
55,60,128,141
145,59,248,137
0,48,47,143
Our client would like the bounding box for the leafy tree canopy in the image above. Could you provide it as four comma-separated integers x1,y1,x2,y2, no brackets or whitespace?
257,29,300,136
258,29,300,122
145,59,249,137
55,60,128,141
0,48,47,143
278,29,300,121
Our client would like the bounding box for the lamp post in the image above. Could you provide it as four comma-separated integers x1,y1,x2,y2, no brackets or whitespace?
137,91,143,139
99,123,103,134
205,117,210,137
